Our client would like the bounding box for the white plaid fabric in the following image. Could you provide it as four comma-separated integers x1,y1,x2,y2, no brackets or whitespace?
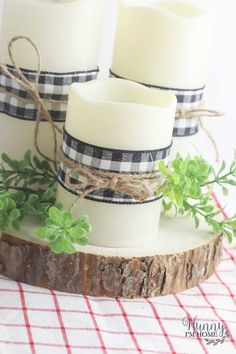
58,128,171,204
109,70,204,137
0,65,99,122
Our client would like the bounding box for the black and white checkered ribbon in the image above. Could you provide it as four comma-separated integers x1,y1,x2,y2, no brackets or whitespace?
109,70,204,137
58,128,171,205
0,64,99,122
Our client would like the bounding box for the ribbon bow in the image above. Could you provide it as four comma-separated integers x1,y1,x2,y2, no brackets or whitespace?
61,152,165,210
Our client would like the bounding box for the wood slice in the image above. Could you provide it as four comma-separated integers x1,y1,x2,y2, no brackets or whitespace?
0,215,222,298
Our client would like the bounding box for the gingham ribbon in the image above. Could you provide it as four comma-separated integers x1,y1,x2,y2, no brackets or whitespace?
58,128,171,205
109,70,204,137
164,86,204,137
0,64,99,122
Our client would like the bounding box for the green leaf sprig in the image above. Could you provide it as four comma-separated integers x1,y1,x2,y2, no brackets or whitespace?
157,155,236,242
0,150,60,231
36,207,91,254
0,152,91,254
0,150,57,193
0,192,21,234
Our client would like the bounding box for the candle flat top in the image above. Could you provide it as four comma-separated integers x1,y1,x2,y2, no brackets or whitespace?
16,0,83,7
70,79,176,110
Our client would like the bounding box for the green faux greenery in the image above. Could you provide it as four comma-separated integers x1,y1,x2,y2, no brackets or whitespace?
36,207,91,254
0,150,57,191
157,155,236,243
0,151,91,254
0,151,236,255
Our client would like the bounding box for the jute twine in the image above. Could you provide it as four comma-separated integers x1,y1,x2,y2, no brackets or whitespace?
176,108,224,162
0,36,65,161
61,152,166,210
62,107,223,208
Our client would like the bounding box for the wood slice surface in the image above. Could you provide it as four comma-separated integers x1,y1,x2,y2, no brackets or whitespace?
0,215,222,298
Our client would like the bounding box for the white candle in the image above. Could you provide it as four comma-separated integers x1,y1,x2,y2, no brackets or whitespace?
112,0,210,88
0,0,106,159
111,0,212,157
1,0,105,71
57,79,176,248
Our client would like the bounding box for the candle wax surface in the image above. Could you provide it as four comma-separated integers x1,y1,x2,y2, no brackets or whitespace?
112,0,211,89
0,0,106,72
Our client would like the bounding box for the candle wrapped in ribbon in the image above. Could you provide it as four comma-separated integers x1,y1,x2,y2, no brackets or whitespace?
0,0,105,160
57,79,177,248
110,0,223,161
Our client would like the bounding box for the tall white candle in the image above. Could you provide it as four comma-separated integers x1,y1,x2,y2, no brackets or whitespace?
1,0,105,71
0,0,106,159
57,79,176,248
112,0,210,88
111,0,212,157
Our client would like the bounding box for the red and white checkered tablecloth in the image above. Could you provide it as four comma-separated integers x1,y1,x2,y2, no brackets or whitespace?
0,194,235,354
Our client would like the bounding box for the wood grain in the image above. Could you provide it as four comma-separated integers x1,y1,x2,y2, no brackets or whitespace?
0,233,222,298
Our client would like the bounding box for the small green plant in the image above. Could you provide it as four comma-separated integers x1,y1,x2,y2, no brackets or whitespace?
0,192,21,234
36,207,91,254
157,155,236,242
0,152,92,254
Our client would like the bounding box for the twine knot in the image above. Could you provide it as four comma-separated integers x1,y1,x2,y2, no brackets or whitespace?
109,177,119,190
61,152,165,210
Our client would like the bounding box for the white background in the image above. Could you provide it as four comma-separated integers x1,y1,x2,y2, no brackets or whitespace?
0,0,236,211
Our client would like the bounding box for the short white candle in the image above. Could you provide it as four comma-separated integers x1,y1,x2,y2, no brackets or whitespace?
0,0,106,159
111,0,212,157
57,79,176,248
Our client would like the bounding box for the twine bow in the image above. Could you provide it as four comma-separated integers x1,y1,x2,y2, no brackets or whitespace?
62,153,165,210
176,107,224,163
0,36,64,161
